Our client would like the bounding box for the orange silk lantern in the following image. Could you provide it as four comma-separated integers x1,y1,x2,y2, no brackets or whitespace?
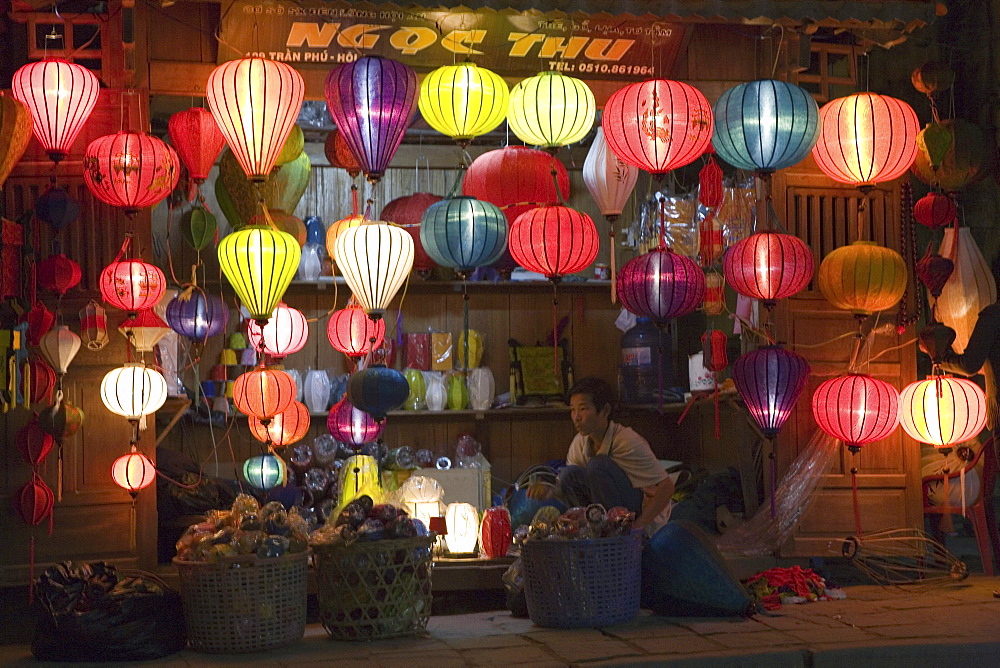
703,272,725,315
233,365,297,421
249,400,310,447
818,241,907,318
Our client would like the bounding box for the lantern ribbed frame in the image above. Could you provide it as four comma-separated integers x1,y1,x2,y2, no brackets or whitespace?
168,107,227,184
38,254,82,295
218,224,301,322
899,375,988,448
381,193,442,273
582,127,639,217
420,196,508,274
243,453,287,490
732,345,810,438
247,302,309,358
333,223,414,320
233,366,297,420
723,231,814,308
83,132,180,215
112,450,156,493
508,205,599,280
11,59,100,163
712,79,820,174
206,57,304,182
812,93,920,187
818,241,907,317
327,301,385,358
100,363,168,420
347,365,409,421
119,308,172,353
602,79,713,175
327,397,385,448
508,71,595,148
419,63,509,143
325,56,418,182
99,258,166,316
616,246,706,325
165,292,228,342
812,373,899,449
324,129,362,177
249,400,310,447
38,325,81,375
913,192,957,229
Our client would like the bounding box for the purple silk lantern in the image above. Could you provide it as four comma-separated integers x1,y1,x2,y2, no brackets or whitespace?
327,397,385,450
165,292,228,342
324,56,418,184
616,246,706,327
732,345,809,438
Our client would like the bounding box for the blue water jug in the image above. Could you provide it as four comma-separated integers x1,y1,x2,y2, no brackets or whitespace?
620,318,675,403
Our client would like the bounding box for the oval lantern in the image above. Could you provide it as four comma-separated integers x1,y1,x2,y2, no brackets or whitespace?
119,309,172,353
38,399,84,440
347,365,409,421
38,325,81,375
11,58,100,163
165,292,228,342
818,241,907,318
617,246,706,326
233,365,297,420
180,206,218,251
812,93,919,188
100,363,168,420
112,447,157,494
218,224,301,323
23,356,56,405
731,345,810,438
243,453,287,490
26,301,55,347
246,302,308,359
206,57,305,182
937,227,997,353
83,132,180,216
812,373,899,450
0,93,32,188
723,231,814,309
508,205,599,280
324,129,361,178
325,55,418,183
419,63,509,145
327,396,385,448
381,193,442,274
15,474,54,526
899,375,987,448
507,71,595,149
327,300,385,359
420,196,508,276
34,186,81,232
583,127,638,218
17,418,54,466
99,258,166,317
167,106,226,184
333,223,414,320
602,79,713,176
913,192,957,229
325,214,368,264
38,254,81,295
249,400,310,447
712,79,820,174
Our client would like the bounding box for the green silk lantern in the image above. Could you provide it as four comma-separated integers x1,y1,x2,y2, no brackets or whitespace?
181,206,217,251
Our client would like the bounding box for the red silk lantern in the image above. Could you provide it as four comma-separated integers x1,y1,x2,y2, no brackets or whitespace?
723,231,814,309
617,247,706,326
698,156,724,209
899,375,987,449
15,474,54,526
17,418,54,466
463,146,569,224
701,330,728,374
249,400,310,447
83,132,180,216
732,345,810,439
509,206,599,280
812,374,899,450
25,301,55,347
602,79,713,176
327,396,384,449
915,246,954,299
233,365,297,420
479,506,512,559
23,356,56,406
327,300,385,359
246,302,309,359
99,257,166,317
913,192,957,229
167,107,226,185
324,129,361,178
380,193,442,274
38,254,81,295
111,446,156,495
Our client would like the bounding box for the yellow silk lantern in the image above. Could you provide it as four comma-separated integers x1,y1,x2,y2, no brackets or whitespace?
899,375,987,448
334,454,384,516
0,93,32,188
818,241,907,317
218,221,301,323
419,63,509,145
507,71,595,149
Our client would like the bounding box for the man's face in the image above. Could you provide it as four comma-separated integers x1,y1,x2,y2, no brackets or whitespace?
570,393,610,439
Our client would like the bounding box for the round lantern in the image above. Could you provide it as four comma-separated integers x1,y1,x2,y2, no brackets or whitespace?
0,93,32,189
246,302,308,359
723,231,814,309
602,79,713,176
731,345,810,438
206,57,304,182
818,241,907,318
11,58,100,163
165,292,228,342
419,63,508,145
913,192,957,229
327,300,386,359
617,246,706,326
17,418,54,466
99,258,166,317
233,365,297,420
83,132,181,215
333,223,414,320
38,254,81,295
381,193,442,274
420,196,508,276
812,373,899,450
119,309,172,353
812,93,919,188
35,186,81,232
249,400,309,447
508,205,598,280
324,55,419,183
167,107,226,184
38,325,81,375
324,129,361,177
463,146,570,221
218,224,301,323
100,363,168,420
712,79,820,174
243,453,287,490
15,474,54,526
112,446,156,495
23,356,56,405
39,398,84,440
899,375,987,448
507,71,595,149
325,214,368,264
327,397,385,448
347,365,409,421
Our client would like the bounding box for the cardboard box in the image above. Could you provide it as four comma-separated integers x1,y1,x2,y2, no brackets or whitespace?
414,467,490,513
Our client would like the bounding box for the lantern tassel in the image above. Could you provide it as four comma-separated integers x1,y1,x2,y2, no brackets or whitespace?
608,216,618,303
56,443,63,503
657,326,665,413
851,463,863,537
961,466,967,518
28,535,35,606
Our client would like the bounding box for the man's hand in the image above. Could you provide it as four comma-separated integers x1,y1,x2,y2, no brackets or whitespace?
525,482,555,500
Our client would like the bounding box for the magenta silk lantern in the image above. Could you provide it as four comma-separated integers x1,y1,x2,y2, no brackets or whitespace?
617,246,706,327
83,132,180,216
732,345,810,438
812,374,900,451
723,231,814,309
246,302,308,359
327,396,384,449
99,258,166,317
508,206,599,280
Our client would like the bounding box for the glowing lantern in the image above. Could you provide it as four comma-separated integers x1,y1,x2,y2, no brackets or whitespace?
246,302,308,359
507,71,595,149
165,292,228,342
812,374,899,450
723,231,814,309
333,223,414,320
112,446,156,495
818,241,907,318
419,63,508,145
83,132,180,216
99,258,166,317
732,345,809,438
324,56,418,183
11,59,100,163
508,205,598,280
233,365,297,420
445,502,480,554
420,196,508,276
243,453,287,490
327,397,384,449
217,223,301,324
0,93,32,188
167,107,227,184
602,79,713,176
812,93,919,188
38,325,81,376
347,365,409,421
206,57,304,182
119,309,171,353
913,192,957,229
327,300,385,359
899,376,987,448
712,79,819,174
37,254,81,295
381,193,442,274
100,363,168,420
249,400,309,447
617,247,706,326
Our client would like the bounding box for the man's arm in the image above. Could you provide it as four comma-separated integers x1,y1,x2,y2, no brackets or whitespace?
633,476,675,530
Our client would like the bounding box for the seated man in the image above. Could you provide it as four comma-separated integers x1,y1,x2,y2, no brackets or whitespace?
529,377,675,536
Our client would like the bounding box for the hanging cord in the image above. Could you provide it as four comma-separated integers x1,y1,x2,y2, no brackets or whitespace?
896,182,921,333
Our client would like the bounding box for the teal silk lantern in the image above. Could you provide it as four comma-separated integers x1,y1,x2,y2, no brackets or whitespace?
347,365,409,421
712,80,819,174
243,453,287,490
420,196,508,277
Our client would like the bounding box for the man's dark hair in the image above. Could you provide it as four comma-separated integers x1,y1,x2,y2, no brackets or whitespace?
568,377,616,414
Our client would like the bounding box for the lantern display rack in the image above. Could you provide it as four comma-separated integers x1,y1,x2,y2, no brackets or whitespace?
280,277,614,294
228,405,576,421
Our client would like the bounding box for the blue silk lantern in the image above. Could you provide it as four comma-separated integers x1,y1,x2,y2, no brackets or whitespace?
243,453,287,490
346,365,409,422
165,292,228,342
420,196,508,278
35,186,81,232
712,80,819,174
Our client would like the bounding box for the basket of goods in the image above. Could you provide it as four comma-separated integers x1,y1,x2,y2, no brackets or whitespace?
519,504,642,628
310,495,434,641
172,494,310,653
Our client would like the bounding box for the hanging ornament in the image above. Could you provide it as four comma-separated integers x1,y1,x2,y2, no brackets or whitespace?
17,418,54,466
327,299,386,360
617,247,707,326
38,254,81,295
99,255,166,318
333,223,414,321
246,302,309,360
83,132,180,216
119,308,171,353
697,155,725,269
507,71,595,150
0,92,32,188
381,193,442,275
276,124,304,165
100,363,168,421
167,107,226,185
165,291,228,343
26,301,55,347
936,226,997,353
703,272,726,316
37,325,81,376
347,365,409,421
243,453,287,490
217,221,301,324
15,473,54,526
817,241,907,319
233,365,297,420
723,231,814,310
23,356,56,406
327,396,385,449
419,63,509,146
111,446,156,496
78,300,109,351
180,206,218,251
508,205,599,280
249,400,309,447
899,375,987,448
420,197,508,277
35,186,81,233
913,192,957,229
325,214,368,267
912,119,988,192
915,245,954,301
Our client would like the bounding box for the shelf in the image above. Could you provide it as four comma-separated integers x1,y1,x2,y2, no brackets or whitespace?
304,405,572,421
283,277,612,294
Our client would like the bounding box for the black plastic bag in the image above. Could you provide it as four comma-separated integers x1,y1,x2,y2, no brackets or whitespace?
32,562,186,662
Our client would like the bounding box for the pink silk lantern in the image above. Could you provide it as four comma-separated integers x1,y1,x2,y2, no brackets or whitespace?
99,254,166,318
617,246,706,327
479,506,512,558
723,231,814,310
327,397,384,449
246,302,309,360
327,300,386,360
83,132,180,216
167,107,226,185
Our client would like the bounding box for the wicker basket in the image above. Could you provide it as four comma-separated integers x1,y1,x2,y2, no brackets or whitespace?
522,530,642,628
172,551,309,653
313,536,434,641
